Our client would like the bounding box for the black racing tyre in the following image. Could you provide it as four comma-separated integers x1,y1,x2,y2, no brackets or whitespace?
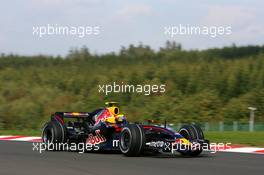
42,120,67,151
119,124,145,157
192,124,204,140
178,124,204,156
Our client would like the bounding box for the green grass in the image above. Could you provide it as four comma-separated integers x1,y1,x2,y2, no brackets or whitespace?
205,131,264,146
1,130,264,147
0,130,41,136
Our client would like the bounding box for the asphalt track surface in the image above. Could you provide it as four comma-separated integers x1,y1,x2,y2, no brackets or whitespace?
0,141,263,175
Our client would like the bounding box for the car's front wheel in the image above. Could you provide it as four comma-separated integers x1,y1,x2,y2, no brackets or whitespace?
178,124,204,156
119,124,145,157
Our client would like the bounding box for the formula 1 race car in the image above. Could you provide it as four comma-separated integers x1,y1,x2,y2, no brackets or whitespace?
42,102,209,156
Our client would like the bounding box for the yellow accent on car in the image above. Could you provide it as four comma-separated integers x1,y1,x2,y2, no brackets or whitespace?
105,116,116,123
71,112,81,116
116,114,124,122
107,106,119,115
180,138,191,145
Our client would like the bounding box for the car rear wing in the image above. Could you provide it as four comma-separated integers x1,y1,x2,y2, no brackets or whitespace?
54,112,90,118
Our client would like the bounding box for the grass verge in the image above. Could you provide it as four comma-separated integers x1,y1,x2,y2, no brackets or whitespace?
0,130,41,136
205,131,264,147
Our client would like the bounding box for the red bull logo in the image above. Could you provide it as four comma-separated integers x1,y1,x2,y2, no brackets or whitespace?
95,109,111,124
86,133,106,145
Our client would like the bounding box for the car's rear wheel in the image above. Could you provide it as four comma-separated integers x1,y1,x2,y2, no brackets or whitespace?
119,124,145,157
178,124,204,156
42,120,67,151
